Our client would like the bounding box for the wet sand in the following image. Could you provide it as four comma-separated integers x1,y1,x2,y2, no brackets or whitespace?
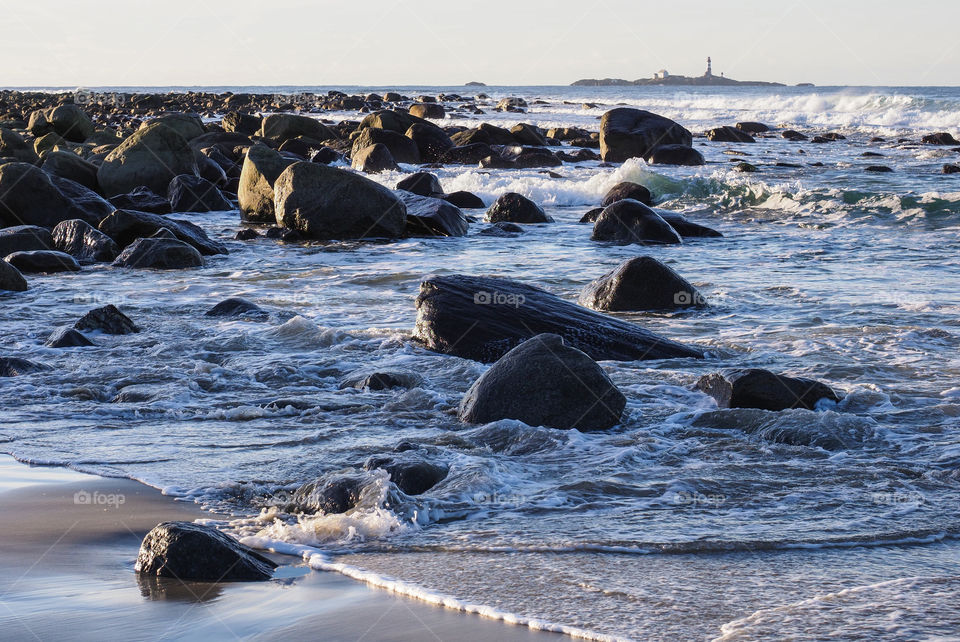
0,456,559,641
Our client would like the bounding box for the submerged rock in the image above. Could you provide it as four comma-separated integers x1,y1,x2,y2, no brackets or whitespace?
45,327,94,348
655,211,723,238
479,221,525,237
485,193,552,224
0,259,28,292
286,473,365,514
0,356,50,377
398,191,468,237
364,454,448,495
413,274,704,363
645,144,705,166
98,210,227,255
579,256,705,311
74,304,139,334
206,297,266,318
706,126,756,143
458,333,626,431
696,369,841,411
135,521,276,581
339,370,424,391
599,108,693,162
591,199,682,245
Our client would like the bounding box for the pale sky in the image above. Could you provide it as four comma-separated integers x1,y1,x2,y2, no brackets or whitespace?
1,0,958,87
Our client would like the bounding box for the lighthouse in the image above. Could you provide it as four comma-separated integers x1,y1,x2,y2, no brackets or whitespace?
706,57,713,78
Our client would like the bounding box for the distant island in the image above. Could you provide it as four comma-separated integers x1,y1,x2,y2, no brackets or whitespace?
465,81,487,87
572,57,791,87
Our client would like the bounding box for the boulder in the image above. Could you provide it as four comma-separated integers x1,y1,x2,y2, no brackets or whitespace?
205,297,267,318
591,199,682,245
413,274,704,363
363,455,448,495
695,369,840,411
736,122,770,134
285,474,365,514
0,127,39,164
655,210,722,238
74,304,139,334
601,182,653,207
0,357,50,377
478,221,524,237
98,210,227,255
238,144,296,223
112,236,204,269
451,123,516,146
352,128,420,164
259,114,335,144
351,143,399,173
578,257,705,311
439,143,494,164
310,147,341,165
497,146,562,168
944,164,960,175
28,105,94,142
5,250,80,273
97,123,198,196
221,111,261,136
706,126,756,143
865,165,893,173
458,333,626,431
33,132,66,158
0,163,79,228
340,370,423,391
486,193,552,224
510,123,546,146
408,103,445,120
600,108,693,162
41,151,99,191
405,123,454,162
273,162,406,239
580,208,604,224
0,259,27,291
48,175,115,224
167,174,233,212
921,132,960,145
0,225,54,256
397,172,443,197
140,113,205,141
398,191,468,237
45,327,94,348
359,110,425,134
645,144,705,166
442,191,485,209
52,219,119,263
109,187,172,215
135,521,276,581
782,130,808,141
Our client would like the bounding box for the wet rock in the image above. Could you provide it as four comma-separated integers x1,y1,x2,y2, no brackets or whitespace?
408,103,445,119
0,127,39,164
655,211,722,238
221,111,261,136
351,143,399,173
509,123,547,146
234,228,259,240
479,221,524,237
352,128,420,165
45,327,94,348
600,108,693,162
238,144,296,223
413,274,704,363
921,132,960,145
442,191,485,209
486,193,552,224
0,356,50,377
782,130,808,141
49,175,116,224
396,172,443,197
274,162,406,239
865,165,893,173
286,474,365,514
141,113,206,141
736,122,770,134
459,333,626,431
452,123,517,147
0,259,28,291
398,191,468,237
74,304,139,334
695,369,841,411
0,225,54,256
735,162,758,172
109,187,173,215
591,199,682,245
98,210,227,255
259,114,335,144
97,123,198,197
0,163,84,228
405,123,455,162
579,208,604,224
439,143,494,164
5,250,80,273
645,144,705,166
28,104,94,142
363,455,448,495
52,219,119,263
359,109,426,134
601,181,653,207
112,237,204,269
706,126,756,143
41,151,99,191
167,174,233,212
578,256,705,311
944,164,960,175
205,297,267,318
135,521,277,581
498,146,562,168
309,147,341,164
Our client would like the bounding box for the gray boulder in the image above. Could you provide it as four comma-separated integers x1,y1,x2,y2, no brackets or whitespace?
28,105,94,142
398,191,468,237
0,225,54,256
45,327,94,348
52,219,119,263
486,193,552,224
42,151,99,191
5,250,80,273
578,257,705,311
238,144,296,223
696,369,841,411
706,126,756,143
98,210,227,255
167,174,233,212
74,304,139,334
405,123,454,162
0,163,80,228
135,521,276,581
0,259,27,291
646,144,705,166
112,236,204,269
600,108,693,162
259,114,335,144
97,123,198,196
0,357,50,377
0,127,39,164
351,143,399,173
591,199,682,245
352,128,420,164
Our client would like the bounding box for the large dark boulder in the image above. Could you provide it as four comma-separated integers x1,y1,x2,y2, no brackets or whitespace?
112,236,204,269
0,127,39,164
696,369,841,411
398,191,468,237
28,105,94,142
109,187,172,215
363,455,448,495
352,128,420,164
439,143,494,164
47,175,115,224
0,260,27,291
579,256,705,311
646,144,705,166
510,123,547,146
45,327,94,348
655,210,722,238
221,111,261,136
141,113,206,141
167,175,233,212
413,274,704,363
601,182,653,207
135,521,276,581
0,225,54,256
285,473,365,514
98,210,227,255
5,250,80,273
74,304,139,334
351,143,399,173
97,123,198,196
259,114,335,144
397,172,443,197
0,357,50,377
405,123,455,162
451,123,516,146
591,199,682,245
41,151,99,191
408,103,446,120
238,144,296,223
458,333,626,431
273,162,406,239
359,109,426,134
0,163,80,228
442,191,485,209
206,297,267,318
600,108,693,162
340,370,423,391
706,126,756,143
486,193,552,224
736,122,770,134
52,219,119,263
921,132,960,145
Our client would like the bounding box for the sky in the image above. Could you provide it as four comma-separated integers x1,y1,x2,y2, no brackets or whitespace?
1,0,958,87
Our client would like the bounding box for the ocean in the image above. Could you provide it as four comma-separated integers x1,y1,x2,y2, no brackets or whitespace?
3,84,960,640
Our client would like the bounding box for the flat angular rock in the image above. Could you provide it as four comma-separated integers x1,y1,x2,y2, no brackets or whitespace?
0,356,50,377
45,327,94,348
398,191,468,237
74,304,139,334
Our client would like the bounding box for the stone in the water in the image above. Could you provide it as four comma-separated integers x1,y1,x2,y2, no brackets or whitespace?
479,221,525,237
736,122,770,134
655,211,723,238
0,163,83,229
865,165,893,173
363,454,448,495
459,333,626,431
167,174,233,212
98,210,227,255
600,108,693,162
578,256,705,311
340,370,424,391
486,193,552,224
408,103,446,120
286,474,365,514
5,250,80,274
97,123,198,197
510,123,547,146
112,237,204,270
696,369,841,411
735,162,758,172
45,327,94,348
74,304,139,334
921,132,960,145
351,143,399,173
706,126,756,143
405,123,455,163
645,144,705,166
601,182,653,207
0,356,50,377
398,191,468,237
235,228,259,240
397,172,443,197
238,144,296,223
259,114,335,144
413,274,704,363
108,187,173,215
944,164,960,175
782,130,808,141
0,259,28,292
273,162,407,240
135,521,276,581
205,297,267,318
0,225,54,257
442,191,485,209
579,208,604,224
52,219,119,263
352,127,420,165
591,199,682,245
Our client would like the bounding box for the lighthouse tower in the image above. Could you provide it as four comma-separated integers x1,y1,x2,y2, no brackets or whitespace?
706,57,713,78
